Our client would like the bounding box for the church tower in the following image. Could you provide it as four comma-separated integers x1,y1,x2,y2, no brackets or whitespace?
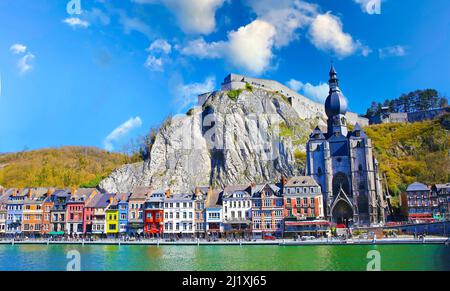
306,66,386,227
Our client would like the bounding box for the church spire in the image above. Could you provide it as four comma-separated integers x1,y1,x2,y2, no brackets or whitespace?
324,64,348,137
328,64,340,93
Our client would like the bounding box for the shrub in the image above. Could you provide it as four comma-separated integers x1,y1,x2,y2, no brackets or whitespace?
227,89,243,101
245,83,253,92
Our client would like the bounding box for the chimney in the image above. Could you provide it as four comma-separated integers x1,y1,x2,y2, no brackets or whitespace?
109,196,114,204
165,188,172,198
71,187,77,197
281,176,288,186
27,188,32,198
195,187,200,197
251,182,256,188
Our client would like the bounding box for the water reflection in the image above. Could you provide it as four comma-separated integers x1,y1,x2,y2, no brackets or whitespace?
0,244,448,271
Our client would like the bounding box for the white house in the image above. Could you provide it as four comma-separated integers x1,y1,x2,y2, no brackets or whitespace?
222,184,252,237
163,193,195,238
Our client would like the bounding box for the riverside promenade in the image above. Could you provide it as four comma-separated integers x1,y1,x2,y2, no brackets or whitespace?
1,236,448,246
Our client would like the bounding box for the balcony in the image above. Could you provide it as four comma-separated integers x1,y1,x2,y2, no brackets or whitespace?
224,217,251,224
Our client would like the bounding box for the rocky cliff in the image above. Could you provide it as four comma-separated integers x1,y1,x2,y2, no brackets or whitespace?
99,87,332,193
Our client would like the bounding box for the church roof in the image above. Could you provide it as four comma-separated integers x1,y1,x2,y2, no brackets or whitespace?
309,126,326,139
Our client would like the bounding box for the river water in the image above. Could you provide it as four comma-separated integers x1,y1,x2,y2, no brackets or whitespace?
0,244,449,271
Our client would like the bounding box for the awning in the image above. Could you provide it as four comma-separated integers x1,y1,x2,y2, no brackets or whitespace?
48,231,65,235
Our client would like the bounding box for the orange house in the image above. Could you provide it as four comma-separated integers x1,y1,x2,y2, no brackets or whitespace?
23,188,53,236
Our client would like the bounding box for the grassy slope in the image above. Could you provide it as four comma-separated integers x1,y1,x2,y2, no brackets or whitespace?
0,146,131,188
364,114,450,205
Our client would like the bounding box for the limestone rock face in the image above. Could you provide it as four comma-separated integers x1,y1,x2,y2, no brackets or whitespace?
99,88,326,193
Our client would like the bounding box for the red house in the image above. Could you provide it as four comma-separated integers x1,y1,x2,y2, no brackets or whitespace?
66,188,99,235
143,190,165,236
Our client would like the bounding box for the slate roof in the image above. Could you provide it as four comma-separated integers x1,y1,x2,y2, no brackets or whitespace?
115,192,132,203
251,183,282,197
406,182,429,192
205,189,221,208
222,184,251,198
165,193,194,202
129,186,152,200
284,176,318,188
67,188,98,203
93,193,115,208
434,183,450,190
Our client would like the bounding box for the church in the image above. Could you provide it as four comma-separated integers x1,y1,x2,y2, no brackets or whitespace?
306,66,387,227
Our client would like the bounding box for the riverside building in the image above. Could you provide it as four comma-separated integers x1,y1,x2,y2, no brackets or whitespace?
163,191,195,238
222,184,252,238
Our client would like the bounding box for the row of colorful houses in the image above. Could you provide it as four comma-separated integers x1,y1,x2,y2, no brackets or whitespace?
0,176,328,238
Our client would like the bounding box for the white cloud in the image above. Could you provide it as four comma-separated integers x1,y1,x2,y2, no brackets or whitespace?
18,53,35,74
378,45,407,59
179,38,224,58
227,20,276,74
63,17,90,28
173,76,216,111
118,13,153,38
287,79,329,102
144,55,164,71
247,0,318,48
147,39,172,54
308,13,368,58
10,44,27,54
353,0,382,14
181,20,276,75
104,117,143,151
286,79,303,92
133,0,226,35
179,1,367,74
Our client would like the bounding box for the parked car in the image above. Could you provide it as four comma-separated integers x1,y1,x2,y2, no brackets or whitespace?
263,235,277,240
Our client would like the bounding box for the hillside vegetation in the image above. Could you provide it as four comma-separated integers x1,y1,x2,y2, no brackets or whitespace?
364,114,450,205
0,146,132,188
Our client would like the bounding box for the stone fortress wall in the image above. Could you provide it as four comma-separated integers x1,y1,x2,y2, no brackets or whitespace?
198,73,369,126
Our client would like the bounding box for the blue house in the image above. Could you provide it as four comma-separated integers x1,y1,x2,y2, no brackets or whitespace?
116,193,131,235
6,189,28,236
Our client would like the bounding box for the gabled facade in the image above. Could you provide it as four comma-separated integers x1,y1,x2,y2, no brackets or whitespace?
431,183,450,219
0,189,13,235
144,190,165,236
22,188,51,236
116,193,131,234
205,189,223,236
91,193,115,235
6,189,27,235
222,184,252,237
105,196,119,236
66,188,98,235
251,183,284,237
128,187,151,236
50,189,71,234
193,186,211,238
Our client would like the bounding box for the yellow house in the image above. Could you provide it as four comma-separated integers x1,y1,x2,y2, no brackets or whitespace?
105,197,119,235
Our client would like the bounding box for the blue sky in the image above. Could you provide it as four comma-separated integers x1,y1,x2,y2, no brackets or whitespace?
0,0,449,153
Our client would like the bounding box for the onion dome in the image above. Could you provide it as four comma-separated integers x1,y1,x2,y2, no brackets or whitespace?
325,65,348,118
